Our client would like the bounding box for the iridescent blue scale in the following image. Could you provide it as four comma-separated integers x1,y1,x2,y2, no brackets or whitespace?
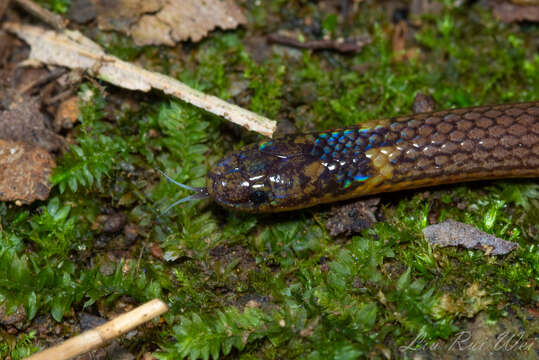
259,141,272,151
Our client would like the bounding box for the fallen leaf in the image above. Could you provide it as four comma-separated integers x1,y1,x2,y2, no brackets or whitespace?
0,139,55,203
493,1,539,22
422,219,518,255
3,22,276,136
95,0,247,46
0,96,63,152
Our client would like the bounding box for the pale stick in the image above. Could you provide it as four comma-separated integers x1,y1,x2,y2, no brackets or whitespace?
26,299,169,360
3,22,277,137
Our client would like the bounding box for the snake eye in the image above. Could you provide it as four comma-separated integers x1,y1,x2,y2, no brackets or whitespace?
250,190,268,205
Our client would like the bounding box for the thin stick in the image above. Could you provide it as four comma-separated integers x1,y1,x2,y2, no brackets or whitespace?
26,299,169,360
13,0,67,29
267,33,371,53
3,22,277,137
17,67,67,95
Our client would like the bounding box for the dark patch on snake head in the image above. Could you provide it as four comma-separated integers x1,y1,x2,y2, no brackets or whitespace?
207,137,323,212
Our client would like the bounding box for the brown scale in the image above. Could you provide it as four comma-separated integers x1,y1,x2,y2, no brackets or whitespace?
205,102,539,212
383,102,539,191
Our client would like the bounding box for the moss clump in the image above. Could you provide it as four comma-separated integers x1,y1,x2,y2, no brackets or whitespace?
1,1,537,359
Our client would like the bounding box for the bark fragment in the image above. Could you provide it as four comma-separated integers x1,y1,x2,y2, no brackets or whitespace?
0,139,55,203
423,219,518,255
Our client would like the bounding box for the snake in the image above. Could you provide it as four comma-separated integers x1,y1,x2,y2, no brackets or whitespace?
168,102,539,213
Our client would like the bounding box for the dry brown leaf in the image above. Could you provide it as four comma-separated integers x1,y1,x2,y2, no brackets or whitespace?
422,219,518,255
3,22,276,137
493,1,539,22
95,0,247,46
0,139,55,203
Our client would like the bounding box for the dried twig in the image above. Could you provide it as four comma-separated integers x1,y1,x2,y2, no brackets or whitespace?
3,22,277,137
17,67,67,95
267,33,371,53
26,299,169,360
13,0,67,29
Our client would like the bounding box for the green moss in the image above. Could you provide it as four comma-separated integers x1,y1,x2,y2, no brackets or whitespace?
33,0,70,14
1,1,537,359
0,330,41,359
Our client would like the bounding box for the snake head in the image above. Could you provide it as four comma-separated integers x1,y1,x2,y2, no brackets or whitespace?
206,138,326,212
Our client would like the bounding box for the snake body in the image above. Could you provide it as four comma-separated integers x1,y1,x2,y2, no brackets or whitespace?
206,102,539,212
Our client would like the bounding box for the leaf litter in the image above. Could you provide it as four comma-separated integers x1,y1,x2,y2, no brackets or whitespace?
0,139,55,203
422,219,519,255
3,22,276,136
94,0,247,46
